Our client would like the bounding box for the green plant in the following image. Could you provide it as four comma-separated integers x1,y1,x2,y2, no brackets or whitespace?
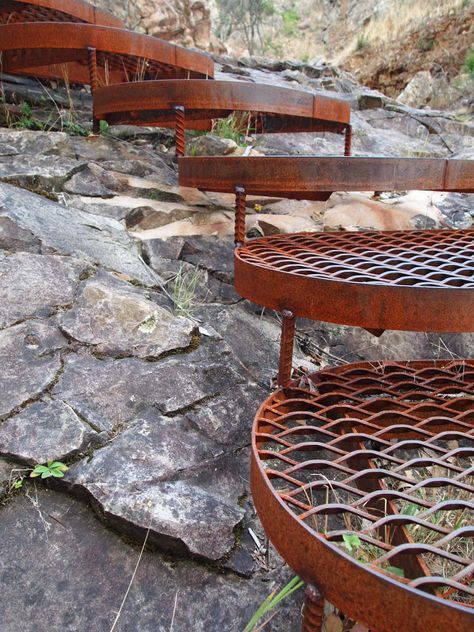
171,264,201,318
464,47,474,78
15,101,40,130
243,575,304,632
417,35,434,52
212,112,250,145
30,460,69,479
356,32,369,51
99,119,111,136
281,8,299,36
342,532,404,578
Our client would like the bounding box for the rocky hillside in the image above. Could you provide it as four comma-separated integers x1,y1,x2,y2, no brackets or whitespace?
0,44,473,632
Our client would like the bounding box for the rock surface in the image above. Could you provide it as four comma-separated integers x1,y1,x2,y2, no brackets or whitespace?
58,271,195,358
0,252,86,329
0,399,98,464
0,490,301,631
0,321,66,419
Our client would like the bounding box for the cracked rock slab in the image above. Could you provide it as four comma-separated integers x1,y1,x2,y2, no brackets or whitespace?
0,489,301,631
0,155,84,191
58,272,195,358
0,252,87,329
186,382,267,446
0,216,41,253
69,414,243,560
0,398,98,465
0,321,66,418
53,346,245,432
0,182,158,285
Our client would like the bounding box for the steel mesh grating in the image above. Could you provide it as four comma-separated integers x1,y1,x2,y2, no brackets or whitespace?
0,4,82,24
240,229,474,289
254,360,474,606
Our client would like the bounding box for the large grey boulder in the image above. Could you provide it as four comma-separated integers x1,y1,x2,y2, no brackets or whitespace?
68,414,245,561
397,71,434,109
0,490,301,631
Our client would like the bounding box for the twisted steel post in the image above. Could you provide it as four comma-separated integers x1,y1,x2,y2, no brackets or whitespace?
301,584,325,632
87,46,100,134
344,125,352,156
234,186,247,247
174,105,186,157
278,309,295,388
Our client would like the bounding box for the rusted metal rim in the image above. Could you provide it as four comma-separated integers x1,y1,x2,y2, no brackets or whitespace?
178,156,474,196
251,360,474,631
0,0,124,27
234,229,474,332
93,79,350,133
0,22,214,83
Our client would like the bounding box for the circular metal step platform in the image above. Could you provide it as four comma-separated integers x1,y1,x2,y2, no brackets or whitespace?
93,79,350,133
235,228,474,332
251,360,474,632
0,22,214,84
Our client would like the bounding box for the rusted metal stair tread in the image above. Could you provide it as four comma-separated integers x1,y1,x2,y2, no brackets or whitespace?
179,155,474,200
93,79,350,134
252,359,474,632
0,0,124,27
234,228,474,332
0,21,214,84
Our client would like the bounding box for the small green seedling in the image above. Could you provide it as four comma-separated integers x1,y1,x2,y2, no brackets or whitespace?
30,460,68,479
342,532,404,578
342,532,361,554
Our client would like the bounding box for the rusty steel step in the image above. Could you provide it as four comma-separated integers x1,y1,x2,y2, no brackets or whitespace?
93,79,352,156
0,21,214,87
252,360,474,632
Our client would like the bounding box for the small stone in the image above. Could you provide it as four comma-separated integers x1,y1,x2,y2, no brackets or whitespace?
0,399,97,464
188,134,239,156
63,164,117,197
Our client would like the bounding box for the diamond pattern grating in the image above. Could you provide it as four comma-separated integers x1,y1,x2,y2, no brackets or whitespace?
252,360,473,620
240,229,474,289
235,229,474,332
